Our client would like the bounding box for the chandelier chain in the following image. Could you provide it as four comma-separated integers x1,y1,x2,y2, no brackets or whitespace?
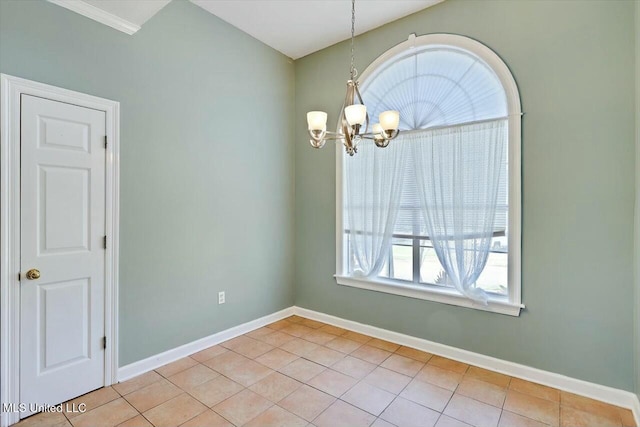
350,0,355,79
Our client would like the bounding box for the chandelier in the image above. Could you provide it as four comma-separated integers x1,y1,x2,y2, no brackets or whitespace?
306,0,400,156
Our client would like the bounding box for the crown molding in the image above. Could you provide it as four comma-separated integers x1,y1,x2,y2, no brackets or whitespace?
47,0,140,35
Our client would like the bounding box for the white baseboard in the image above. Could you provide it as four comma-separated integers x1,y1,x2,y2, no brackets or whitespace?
292,306,640,425
117,307,294,382
633,397,640,427
116,304,639,426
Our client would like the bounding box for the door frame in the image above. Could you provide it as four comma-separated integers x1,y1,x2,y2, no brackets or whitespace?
0,74,120,427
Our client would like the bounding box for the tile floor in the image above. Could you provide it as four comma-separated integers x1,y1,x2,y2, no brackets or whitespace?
14,315,637,427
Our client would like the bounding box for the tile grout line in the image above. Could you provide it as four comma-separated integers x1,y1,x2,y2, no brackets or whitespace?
62,386,127,426
285,319,554,427
300,320,563,427
26,314,632,427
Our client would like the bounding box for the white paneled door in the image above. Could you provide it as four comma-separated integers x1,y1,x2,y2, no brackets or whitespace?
19,94,106,416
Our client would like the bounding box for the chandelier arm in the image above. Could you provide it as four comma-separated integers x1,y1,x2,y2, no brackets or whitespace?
341,83,355,150
353,82,369,134
323,130,342,136
357,130,402,140
323,134,348,141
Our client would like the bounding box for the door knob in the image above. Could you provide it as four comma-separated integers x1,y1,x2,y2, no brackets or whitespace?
25,269,40,280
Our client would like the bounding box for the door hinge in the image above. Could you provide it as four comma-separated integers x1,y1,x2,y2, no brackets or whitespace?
18,272,21,281
103,235,107,249
104,135,107,149
102,336,106,349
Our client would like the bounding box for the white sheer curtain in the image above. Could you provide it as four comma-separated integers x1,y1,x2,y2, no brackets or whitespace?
345,139,407,277
411,119,507,304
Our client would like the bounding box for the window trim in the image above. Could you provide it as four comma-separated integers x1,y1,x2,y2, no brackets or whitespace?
335,33,523,316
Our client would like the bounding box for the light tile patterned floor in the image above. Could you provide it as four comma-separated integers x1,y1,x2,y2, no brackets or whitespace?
14,315,637,427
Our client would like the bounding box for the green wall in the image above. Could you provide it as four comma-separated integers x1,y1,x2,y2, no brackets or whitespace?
294,0,637,391
0,0,295,365
1,0,637,394
635,0,640,401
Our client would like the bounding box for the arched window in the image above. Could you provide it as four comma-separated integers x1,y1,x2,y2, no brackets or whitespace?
335,34,522,316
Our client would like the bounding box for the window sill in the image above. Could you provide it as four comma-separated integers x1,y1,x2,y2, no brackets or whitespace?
334,275,524,317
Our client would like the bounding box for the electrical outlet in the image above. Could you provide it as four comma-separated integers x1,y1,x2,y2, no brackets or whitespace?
218,291,225,305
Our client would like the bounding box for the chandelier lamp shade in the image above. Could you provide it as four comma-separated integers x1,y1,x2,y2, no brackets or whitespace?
306,0,400,156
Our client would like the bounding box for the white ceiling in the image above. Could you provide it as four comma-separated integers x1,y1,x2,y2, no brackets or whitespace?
49,0,443,59
191,0,443,59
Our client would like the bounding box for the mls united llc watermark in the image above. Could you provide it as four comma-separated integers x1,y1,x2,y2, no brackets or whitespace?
2,402,87,414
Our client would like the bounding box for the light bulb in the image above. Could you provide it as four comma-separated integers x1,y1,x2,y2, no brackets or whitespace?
379,110,400,130
307,111,327,131
344,104,367,126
